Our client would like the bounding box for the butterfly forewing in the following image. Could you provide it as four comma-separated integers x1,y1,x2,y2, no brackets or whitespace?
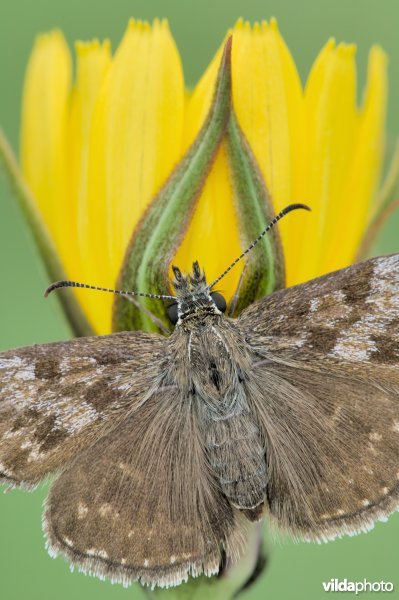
44,386,245,588
239,254,399,540
240,253,399,367
0,331,165,488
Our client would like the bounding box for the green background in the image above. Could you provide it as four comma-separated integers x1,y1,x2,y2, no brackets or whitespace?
1,1,399,599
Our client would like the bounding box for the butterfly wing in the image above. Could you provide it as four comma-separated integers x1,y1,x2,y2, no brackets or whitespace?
44,387,245,588
240,253,399,369
0,331,165,488
238,254,399,540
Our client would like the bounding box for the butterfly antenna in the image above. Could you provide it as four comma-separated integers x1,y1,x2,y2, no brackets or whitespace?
44,280,176,301
209,203,311,289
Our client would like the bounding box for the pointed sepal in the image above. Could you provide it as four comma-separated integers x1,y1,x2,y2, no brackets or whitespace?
226,112,285,317
356,138,399,261
113,38,233,333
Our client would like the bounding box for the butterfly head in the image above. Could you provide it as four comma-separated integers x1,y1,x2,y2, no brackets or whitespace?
167,261,226,326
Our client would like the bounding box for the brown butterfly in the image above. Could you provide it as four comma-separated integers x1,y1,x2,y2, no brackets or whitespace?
0,204,398,589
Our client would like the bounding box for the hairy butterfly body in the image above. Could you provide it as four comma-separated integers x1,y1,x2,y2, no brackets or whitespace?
1,207,398,588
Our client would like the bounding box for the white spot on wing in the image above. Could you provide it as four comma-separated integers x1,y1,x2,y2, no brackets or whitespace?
320,513,331,520
310,298,320,313
329,256,399,362
0,357,36,388
330,336,377,362
362,466,374,475
77,502,88,518
35,394,99,435
392,421,399,433
0,462,13,477
20,440,32,449
60,356,97,375
15,365,36,381
0,357,23,370
3,429,22,440
27,448,44,463
85,548,108,559
99,503,112,517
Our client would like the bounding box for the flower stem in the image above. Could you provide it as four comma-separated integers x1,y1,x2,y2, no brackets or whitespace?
142,522,267,600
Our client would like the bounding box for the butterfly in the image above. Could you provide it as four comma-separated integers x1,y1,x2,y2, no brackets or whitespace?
0,204,398,589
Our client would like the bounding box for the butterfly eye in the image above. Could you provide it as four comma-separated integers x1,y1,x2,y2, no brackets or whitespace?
167,302,179,325
211,292,227,313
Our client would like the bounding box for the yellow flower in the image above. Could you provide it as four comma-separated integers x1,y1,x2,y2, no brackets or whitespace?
20,18,387,335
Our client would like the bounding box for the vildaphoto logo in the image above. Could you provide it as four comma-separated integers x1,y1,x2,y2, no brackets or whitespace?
322,579,394,594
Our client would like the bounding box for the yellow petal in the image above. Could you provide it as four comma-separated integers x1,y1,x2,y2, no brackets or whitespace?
231,18,305,285
66,39,111,295
84,19,185,333
182,43,224,150
20,30,71,254
336,46,387,267
295,40,358,284
174,141,242,298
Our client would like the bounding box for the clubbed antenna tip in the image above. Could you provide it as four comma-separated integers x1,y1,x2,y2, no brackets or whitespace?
209,203,311,288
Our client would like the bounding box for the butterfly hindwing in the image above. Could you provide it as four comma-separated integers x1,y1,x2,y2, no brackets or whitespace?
249,359,399,540
44,387,245,588
0,331,165,488
239,254,399,539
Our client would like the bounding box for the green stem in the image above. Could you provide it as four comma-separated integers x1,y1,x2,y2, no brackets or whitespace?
143,522,267,600
0,128,94,337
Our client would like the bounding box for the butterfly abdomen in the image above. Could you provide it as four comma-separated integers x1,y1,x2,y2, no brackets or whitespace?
203,409,266,521
178,321,267,520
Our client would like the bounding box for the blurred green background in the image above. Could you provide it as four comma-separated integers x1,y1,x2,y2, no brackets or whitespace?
1,1,398,599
